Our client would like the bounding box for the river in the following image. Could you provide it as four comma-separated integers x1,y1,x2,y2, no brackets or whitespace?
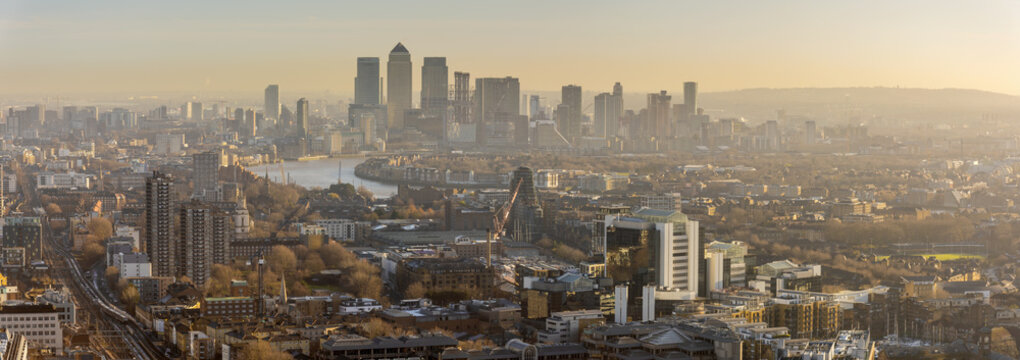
246,156,398,197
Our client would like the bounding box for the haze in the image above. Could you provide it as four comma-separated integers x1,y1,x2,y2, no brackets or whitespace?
2,0,1018,96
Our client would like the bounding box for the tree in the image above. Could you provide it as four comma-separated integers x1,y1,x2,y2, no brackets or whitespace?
267,245,297,275
239,341,292,360
348,271,383,299
105,266,120,286
86,217,113,241
120,284,140,313
357,185,375,201
364,318,394,338
320,242,355,269
303,254,325,275
82,243,105,268
44,203,62,215
405,282,427,299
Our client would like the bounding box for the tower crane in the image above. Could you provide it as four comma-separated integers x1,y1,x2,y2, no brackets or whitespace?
487,178,523,268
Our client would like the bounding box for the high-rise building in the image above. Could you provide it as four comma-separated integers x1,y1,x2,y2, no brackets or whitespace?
683,82,698,116
264,84,280,121
243,109,257,138
805,120,817,144
528,95,541,120
386,43,412,130
603,208,700,302
647,91,672,139
190,102,203,122
355,57,381,105
560,85,582,141
473,77,520,144
593,85,624,140
145,172,176,278
296,98,309,139
192,151,222,199
178,200,235,288
507,167,543,244
453,72,472,124
2,217,41,263
421,57,448,120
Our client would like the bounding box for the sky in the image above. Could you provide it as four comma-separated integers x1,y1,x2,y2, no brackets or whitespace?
1,0,1018,97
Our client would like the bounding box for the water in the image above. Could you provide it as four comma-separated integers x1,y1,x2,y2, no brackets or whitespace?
246,156,398,197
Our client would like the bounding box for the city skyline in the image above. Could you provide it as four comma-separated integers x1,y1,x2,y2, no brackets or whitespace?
1,0,1018,96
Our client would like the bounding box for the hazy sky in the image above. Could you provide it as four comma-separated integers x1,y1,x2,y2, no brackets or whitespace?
1,0,1018,97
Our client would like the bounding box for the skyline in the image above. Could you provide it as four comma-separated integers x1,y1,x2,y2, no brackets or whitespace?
1,0,1019,96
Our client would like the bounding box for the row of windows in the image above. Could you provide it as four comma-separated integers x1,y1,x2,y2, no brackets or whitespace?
1,316,56,322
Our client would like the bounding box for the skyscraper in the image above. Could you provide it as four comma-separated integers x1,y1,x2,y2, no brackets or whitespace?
647,91,672,139
560,85,582,141
528,95,541,120
178,200,234,288
264,84,280,121
507,167,543,244
473,77,520,144
243,109,257,138
420,57,448,120
145,172,175,278
683,82,698,115
386,43,412,130
192,151,222,200
805,120,817,144
355,57,381,105
190,102,203,122
453,72,471,124
610,83,624,138
296,98,309,138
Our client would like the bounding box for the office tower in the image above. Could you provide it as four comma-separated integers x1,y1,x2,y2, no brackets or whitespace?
805,120,817,144
421,57,448,120
609,83,623,138
507,167,543,244
2,217,41,263
473,77,520,144
683,82,698,116
145,172,176,278
191,102,203,122
243,109,257,138
647,91,672,139
264,84,280,121
529,95,541,120
453,72,471,124
192,151,222,199
603,208,700,302
594,94,610,138
766,120,779,150
355,57,381,105
386,43,412,129
559,85,582,142
296,98,309,138
595,83,623,139
178,200,235,289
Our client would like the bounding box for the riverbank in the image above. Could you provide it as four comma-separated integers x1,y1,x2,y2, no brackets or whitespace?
247,156,398,197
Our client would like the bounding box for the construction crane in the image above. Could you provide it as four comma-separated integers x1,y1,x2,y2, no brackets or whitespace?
487,178,523,268
246,246,268,320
